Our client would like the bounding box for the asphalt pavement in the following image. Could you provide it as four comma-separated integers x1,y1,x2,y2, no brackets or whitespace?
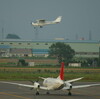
0,81,100,99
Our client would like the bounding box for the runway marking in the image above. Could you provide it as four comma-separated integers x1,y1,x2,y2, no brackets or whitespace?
0,92,31,99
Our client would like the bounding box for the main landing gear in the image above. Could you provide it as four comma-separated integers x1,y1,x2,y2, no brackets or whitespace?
46,91,50,94
68,91,72,96
35,91,50,95
36,91,40,95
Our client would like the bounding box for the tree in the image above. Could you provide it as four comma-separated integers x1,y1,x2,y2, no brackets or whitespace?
17,59,28,66
49,42,75,65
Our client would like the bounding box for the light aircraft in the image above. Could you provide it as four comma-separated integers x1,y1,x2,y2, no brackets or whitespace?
31,16,62,28
0,62,100,96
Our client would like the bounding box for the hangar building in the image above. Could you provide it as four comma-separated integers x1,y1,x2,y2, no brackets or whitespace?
0,40,99,58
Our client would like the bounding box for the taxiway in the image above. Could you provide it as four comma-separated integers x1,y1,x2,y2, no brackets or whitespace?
0,81,100,99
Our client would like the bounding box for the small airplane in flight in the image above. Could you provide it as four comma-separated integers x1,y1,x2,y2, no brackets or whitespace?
0,62,100,96
31,16,62,28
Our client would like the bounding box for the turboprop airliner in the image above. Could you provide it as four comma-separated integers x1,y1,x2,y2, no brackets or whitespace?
0,62,100,96
31,16,62,28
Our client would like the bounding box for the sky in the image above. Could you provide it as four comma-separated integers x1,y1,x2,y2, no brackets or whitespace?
0,0,100,41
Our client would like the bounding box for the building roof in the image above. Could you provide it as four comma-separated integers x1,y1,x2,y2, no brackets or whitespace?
0,45,11,48
0,39,99,43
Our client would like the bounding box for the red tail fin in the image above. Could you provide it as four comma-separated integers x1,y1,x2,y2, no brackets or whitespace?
59,62,64,80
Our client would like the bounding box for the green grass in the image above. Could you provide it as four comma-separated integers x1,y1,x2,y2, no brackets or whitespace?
0,70,100,82
0,66,100,81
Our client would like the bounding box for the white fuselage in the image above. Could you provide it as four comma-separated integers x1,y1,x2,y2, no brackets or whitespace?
32,16,62,27
43,78,64,90
32,21,56,27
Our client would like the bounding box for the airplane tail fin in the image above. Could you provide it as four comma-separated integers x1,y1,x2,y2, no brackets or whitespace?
57,62,64,80
54,16,62,23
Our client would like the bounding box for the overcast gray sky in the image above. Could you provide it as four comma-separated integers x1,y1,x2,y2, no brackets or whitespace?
0,0,100,40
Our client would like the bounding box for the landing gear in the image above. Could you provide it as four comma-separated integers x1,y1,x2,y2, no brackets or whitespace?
46,91,50,95
68,91,72,96
36,91,39,95
35,87,40,95
40,26,43,28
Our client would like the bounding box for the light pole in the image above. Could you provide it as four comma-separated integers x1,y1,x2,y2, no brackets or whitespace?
99,46,100,66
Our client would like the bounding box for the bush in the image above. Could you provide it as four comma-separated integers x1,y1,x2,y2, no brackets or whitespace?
17,59,28,66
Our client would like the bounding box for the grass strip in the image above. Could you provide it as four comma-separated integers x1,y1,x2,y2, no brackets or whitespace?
0,72,100,82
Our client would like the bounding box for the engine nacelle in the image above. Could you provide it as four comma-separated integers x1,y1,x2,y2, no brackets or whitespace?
65,82,72,89
33,82,40,89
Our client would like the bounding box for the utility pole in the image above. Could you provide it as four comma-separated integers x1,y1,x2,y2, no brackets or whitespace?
89,30,92,40
99,46,100,66
34,27,39,40
2,27,4,41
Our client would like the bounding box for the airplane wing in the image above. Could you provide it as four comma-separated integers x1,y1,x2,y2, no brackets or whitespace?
65,77,84,83
0,81,34,88
63,83,100,90
40,86,48,90
72,84,100,89
0,81,49,90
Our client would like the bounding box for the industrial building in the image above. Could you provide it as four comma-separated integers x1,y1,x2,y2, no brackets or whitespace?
0,40,99,58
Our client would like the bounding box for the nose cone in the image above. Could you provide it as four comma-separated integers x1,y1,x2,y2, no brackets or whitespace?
31,22,34,25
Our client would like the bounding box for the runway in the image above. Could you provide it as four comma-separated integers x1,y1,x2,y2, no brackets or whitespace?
0,81,100,99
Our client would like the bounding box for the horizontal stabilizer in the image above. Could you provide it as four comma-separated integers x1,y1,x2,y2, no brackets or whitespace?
39,77,46,80
66,77,84,83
